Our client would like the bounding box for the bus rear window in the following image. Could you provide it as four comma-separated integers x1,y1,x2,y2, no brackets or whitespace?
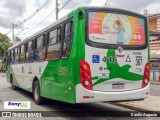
88,12,146,45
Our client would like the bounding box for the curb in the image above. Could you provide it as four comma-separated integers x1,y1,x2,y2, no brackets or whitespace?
150,82,160,85
109,96,160,113
0,74,6,77
150,81,160,85
110,102,160,114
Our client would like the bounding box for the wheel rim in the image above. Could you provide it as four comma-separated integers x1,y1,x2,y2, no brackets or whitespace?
34,84,39,101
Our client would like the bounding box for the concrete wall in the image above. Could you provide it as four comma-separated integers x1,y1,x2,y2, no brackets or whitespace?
157,17,160,32
150,70,160,81
149,18,157,31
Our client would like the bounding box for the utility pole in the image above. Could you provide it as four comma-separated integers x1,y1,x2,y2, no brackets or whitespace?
144,9,148,16
55,0,71,20
12,23,14,40
56,0,59,20
3,48,5,58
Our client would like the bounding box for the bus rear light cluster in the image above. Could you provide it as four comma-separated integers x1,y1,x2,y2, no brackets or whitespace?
80,60,93,90
84,80,90,86
144,79,149,84
81,64,88,71
82,72,89,78
142,62,150,88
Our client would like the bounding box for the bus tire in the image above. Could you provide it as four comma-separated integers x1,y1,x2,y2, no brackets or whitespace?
10,75,17,90
33,80,43,105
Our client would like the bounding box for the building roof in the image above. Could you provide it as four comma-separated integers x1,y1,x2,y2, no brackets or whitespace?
149,29,160,35
149,13,160,18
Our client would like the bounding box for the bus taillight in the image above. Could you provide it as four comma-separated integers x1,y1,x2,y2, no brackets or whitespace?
142,62,150,88
81,64,88,71
80,60,93,90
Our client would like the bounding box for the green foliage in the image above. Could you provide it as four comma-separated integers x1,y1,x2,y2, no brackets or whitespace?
0,33,12,58
0,33,9,42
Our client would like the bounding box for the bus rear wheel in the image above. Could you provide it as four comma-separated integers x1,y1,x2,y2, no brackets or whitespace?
10,75,17,90
33,81,43,105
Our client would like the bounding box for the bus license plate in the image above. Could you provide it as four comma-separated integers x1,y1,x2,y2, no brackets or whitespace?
112,83,125,89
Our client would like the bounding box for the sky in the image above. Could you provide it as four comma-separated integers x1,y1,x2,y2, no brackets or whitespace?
0,0,160,40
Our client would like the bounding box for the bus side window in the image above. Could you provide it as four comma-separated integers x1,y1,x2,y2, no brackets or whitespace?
63,21,73,58
11,49,15,64
7,50,11,65
15,47,19,63
26,43,29,62
46,27,61,60
14,49,16,63
19,44,25,63
35,35,46,61
26,40,35,63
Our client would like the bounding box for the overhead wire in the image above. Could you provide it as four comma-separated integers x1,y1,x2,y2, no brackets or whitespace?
14,28,28,37
59,0,70,5
16,0,52,27
5,0,52,35
21,0,72,36
59,0,71,11
21,9,56,35
5,29,12,35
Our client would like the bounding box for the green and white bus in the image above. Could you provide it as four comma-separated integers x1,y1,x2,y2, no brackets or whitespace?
6,7,150,104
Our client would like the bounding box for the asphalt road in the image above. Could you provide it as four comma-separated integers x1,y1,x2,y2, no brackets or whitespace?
0,75,159,120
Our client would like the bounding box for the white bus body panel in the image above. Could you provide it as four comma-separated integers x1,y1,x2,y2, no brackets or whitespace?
76,83,150,103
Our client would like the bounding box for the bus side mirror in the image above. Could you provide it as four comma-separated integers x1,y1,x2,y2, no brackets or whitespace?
78,11,84,19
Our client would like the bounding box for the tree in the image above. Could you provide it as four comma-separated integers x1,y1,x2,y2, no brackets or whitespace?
0,33,12,58
0,33,9,42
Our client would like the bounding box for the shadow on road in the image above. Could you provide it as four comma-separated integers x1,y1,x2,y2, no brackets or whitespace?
10,87,137,118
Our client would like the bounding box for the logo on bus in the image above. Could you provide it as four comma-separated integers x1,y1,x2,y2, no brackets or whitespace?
92,55,100,63
134,68,142,73
135,56,143,66
58,67,67,76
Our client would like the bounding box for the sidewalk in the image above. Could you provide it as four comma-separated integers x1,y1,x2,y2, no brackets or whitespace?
0,72,6,77
150,80,160,85
111,95,160,113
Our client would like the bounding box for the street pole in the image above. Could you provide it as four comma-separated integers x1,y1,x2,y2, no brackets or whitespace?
144,9,148,16
56,0,59,20
55,0,71,20
12,23,14,40
3,48,5,58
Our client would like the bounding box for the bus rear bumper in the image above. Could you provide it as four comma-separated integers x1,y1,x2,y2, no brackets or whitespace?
76,84,150,103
